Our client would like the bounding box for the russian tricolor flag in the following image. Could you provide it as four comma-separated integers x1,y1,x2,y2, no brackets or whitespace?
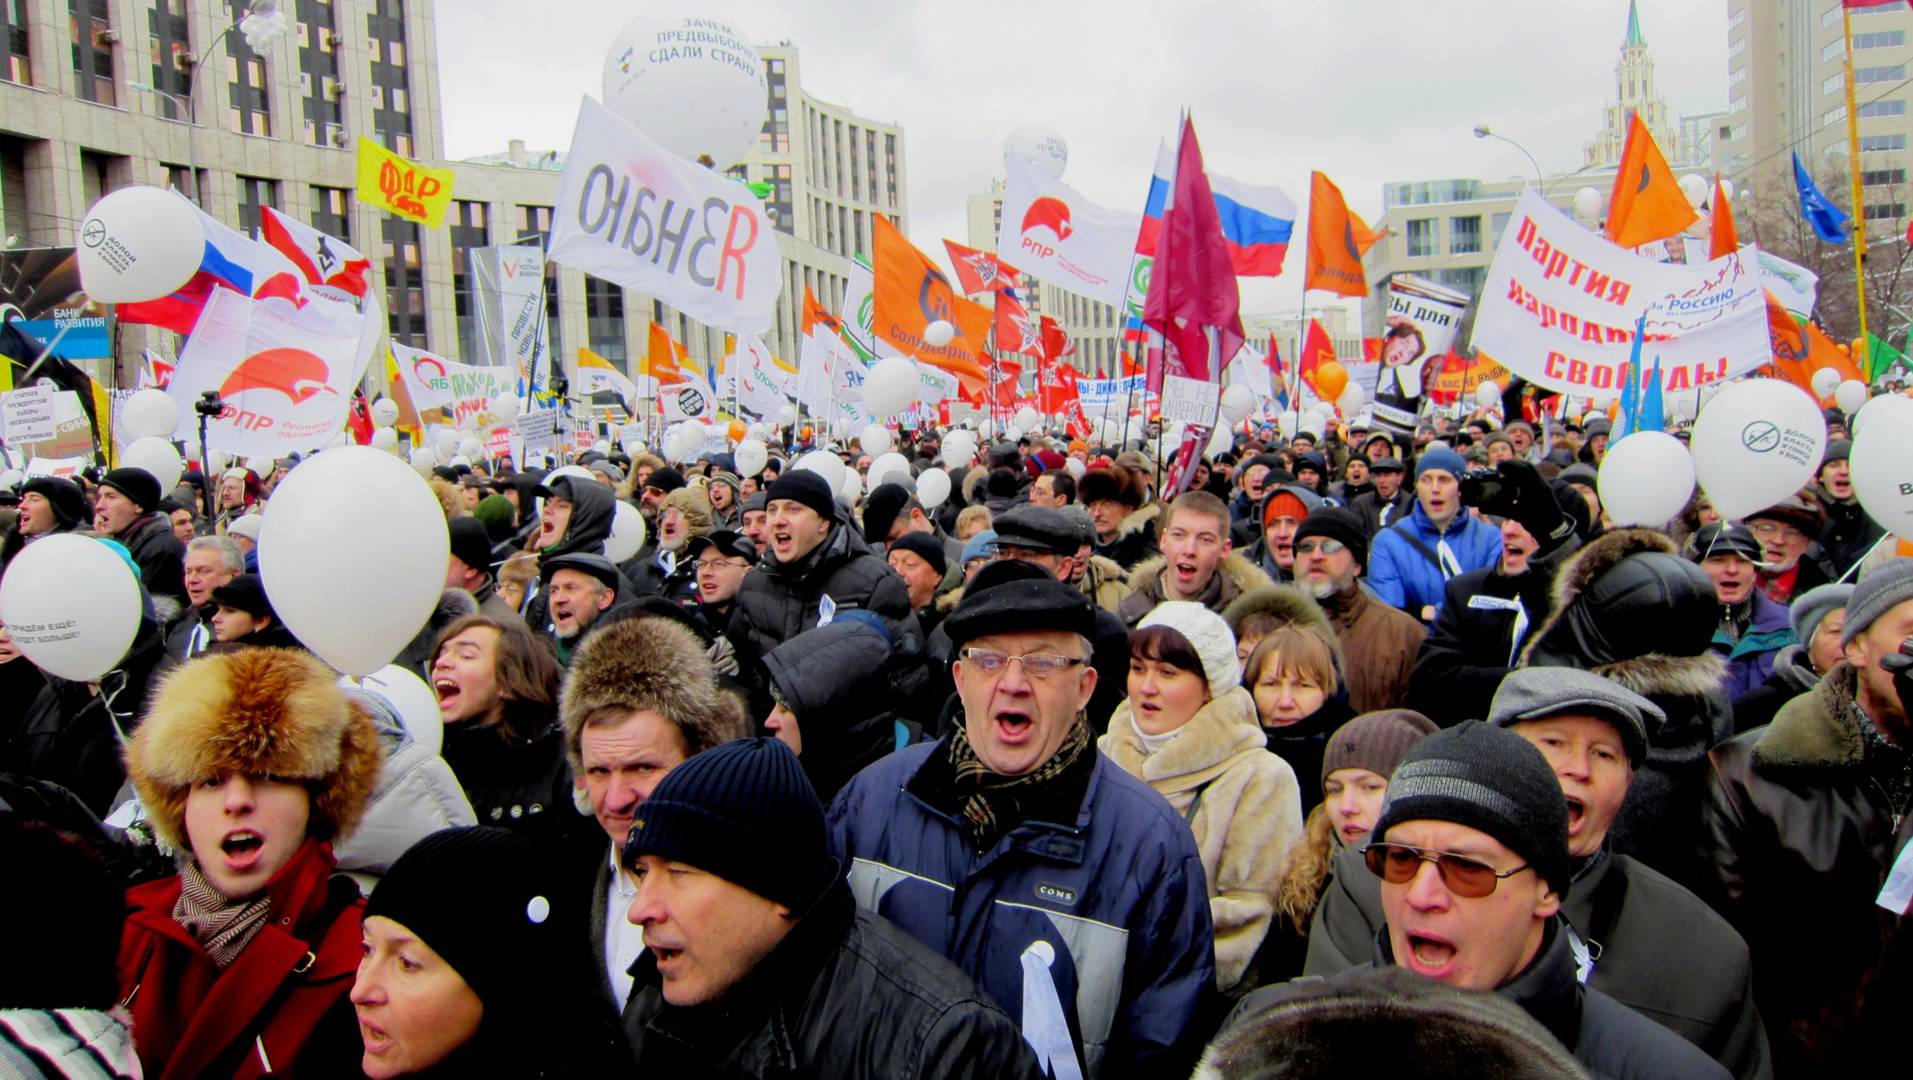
116,205,263,335
1136,142,1296,277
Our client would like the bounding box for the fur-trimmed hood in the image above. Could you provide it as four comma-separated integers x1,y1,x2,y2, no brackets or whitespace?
1220,583,1347,680
1116,501,1163,542
557,613,731,777
961,465,990,507
1122,551,1275,612
126,648,383,851
657,484,715,541
1102,687,1267,795
1518,528,1722,685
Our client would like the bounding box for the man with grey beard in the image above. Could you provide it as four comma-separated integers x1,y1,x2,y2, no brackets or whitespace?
1290,507,1424,712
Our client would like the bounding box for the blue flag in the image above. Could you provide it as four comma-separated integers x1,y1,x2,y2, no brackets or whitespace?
1794,152,1850,243
1638,358,1664,436
1616,314,1645,442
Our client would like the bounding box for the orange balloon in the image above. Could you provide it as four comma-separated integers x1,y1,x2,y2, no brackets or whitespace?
727,419,747,442
1315,361,1348,402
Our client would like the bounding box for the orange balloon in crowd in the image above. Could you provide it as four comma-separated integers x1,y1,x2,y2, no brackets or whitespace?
1314,361,1348,402
728,419,747,441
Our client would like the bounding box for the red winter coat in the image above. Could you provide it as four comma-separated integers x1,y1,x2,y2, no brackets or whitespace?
116,838,365,1079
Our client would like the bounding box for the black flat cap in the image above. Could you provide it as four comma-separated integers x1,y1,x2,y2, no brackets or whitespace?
991,505,1091,554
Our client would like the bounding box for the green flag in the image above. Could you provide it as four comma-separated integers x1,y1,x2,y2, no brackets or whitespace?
1865,332,1908,385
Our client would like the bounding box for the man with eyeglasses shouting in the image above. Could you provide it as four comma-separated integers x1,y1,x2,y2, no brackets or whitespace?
1289,507,1423,713
829,566,1216,1079
683,529,757,636
1228,721,1730,1079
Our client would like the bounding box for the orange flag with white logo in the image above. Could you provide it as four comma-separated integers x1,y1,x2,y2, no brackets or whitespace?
1304,171,1382,298
643,322,689,386
1709,176,1739,260
872,214,989,392
1606,114,1698,249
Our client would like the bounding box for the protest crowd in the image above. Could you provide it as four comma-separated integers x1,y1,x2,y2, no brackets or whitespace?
5,10,1913,1079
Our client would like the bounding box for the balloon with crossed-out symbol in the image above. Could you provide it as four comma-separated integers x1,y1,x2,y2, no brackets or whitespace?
1740,421,1780,453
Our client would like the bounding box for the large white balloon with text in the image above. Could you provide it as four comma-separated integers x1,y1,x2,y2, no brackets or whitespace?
1689,379,1826,521
602,13,767,168
0,534,142,682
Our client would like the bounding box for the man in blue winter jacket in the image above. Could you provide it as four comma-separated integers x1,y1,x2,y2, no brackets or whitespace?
1366,448,1502,623
827,562,1216,1080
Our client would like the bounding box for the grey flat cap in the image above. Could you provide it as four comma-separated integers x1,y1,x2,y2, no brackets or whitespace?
1488,667,1665,766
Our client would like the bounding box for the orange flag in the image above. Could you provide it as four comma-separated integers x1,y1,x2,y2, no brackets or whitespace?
872,214,989,392
801,285,840,337
1766,290,1864,392
1708,176,1739,260
643,322,689,386
1606,114,1698,249
1304,171,1381,298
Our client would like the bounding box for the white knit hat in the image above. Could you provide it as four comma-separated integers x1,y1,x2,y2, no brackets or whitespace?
1139,601,1241,700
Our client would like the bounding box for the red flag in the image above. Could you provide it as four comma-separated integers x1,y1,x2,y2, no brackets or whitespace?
1297,318,1336,394
988,357,1023,408
347,390,375,446
1263,333,1285,381
1141,116,1244,392
993,291,1043,357
943,240,1022,294
1040,316,1071,363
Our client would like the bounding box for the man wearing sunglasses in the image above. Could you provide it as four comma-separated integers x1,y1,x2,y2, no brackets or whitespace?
830,570,1216,1079
1289,507,1424,713
1238,722,1728,1079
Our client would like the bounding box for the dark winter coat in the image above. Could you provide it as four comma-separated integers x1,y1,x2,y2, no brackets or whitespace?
1304,843,1769,1079
1263,695,1357,816
1520,529,1731,889
4,603,174,815
1270,916,1732,1079
163,606,218,661
523,479,618,634
1315,583,1425,714
1699,662,1913,1074
438,716,574,831
1409,563,1559,725
828,740,1217,1079
728,520,914,712
1730,644,1821,735
1710,589,1797,704
1345,486,1415,538
1812,484,1886,577
625,879,1042,1079
115,512,188,609
115,839,364,1080
764,618,902,802
1091,503,1160,571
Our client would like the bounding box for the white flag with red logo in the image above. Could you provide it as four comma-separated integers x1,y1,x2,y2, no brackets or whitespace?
999,156,1142,307
167,288,358,457
259,206,372,299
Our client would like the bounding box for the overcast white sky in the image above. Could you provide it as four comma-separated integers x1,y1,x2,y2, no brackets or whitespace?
435,0,1727,316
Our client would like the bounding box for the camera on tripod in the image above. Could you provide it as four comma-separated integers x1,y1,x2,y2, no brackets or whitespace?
195,391,224,419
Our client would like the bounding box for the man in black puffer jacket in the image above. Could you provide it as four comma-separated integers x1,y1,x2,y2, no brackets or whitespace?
762,615,903,802
93,467,188,612
729,470,914,716
622,738,1043,1079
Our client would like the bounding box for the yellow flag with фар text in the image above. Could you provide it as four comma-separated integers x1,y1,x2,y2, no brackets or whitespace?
355,138,454,228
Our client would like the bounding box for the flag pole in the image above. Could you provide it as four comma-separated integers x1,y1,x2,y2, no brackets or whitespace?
1844,6,1874,369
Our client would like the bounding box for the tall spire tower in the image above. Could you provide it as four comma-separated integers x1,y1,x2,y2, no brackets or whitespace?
1584,1,1678,168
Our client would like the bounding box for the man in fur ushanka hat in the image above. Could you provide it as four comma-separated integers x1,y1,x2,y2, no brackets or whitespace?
116,648,383,1079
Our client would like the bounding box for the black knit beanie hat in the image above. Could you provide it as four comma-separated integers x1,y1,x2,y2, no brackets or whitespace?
1371,721,1573,897
621,737,838,912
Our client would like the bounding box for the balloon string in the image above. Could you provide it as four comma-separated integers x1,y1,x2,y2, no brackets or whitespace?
1838,533,1898,585
99,669,131,749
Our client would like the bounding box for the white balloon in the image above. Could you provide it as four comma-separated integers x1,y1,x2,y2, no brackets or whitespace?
1064,458,1086,480
0,534,142,681
592,439,612,457
119,436,183,493
1690,379,1827,520
409,447,437,474
838,468,863,501
118,388,180,441
602,13,767,167
1475,381,1502,407
431,430,459,459
75,186,202,303
1299,415,1325,438
1597,431,1695,526
489,393,521,422
863,356,919,416
1810,367,1842,399
0,469,21,491
1205,425,1233,458
1004,425,1024,443
868,452,911,489
776,404,798,426
1336,383,1366,415
345,665,442,757
794,449,847,493
258,447,450,676
1850,394,1913,541
370,427,399,452
1835,379,1869,414
369,398,401,428
916,467,952,510
735,438,770,478
448,454,472,469
1573,186,1603,221
1004,124,1069,179
1219,384,1255,426
666,423,707,464
859,424,894,456
458,437,484,461
1013,407,1041,432
605,500,649,562
324,430,350,450
1679,173,1710,209
923,320,956,348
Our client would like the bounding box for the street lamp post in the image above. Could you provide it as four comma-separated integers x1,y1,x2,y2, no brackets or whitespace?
131,1,292,205
1472,125,1543,190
